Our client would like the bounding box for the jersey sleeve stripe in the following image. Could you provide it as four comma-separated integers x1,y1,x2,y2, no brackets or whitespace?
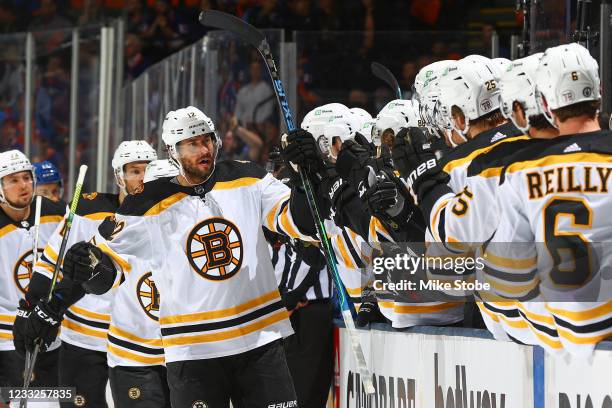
264,194,290,233
161,309,288,347
109,325,163,347
555,326,612,345
333,235,356,269
159,290,281,325
69,305,111,322
0,332,13,340
278,203,314,242
0,315,15,323
62,319,108,339
546,302,612,321
483,250,537,269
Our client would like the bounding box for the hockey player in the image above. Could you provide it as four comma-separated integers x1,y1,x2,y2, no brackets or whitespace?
43,106,323,407
15,140,157,407
107,159,177,408
33,161,65,204
0,150,66,405
483,43,612,355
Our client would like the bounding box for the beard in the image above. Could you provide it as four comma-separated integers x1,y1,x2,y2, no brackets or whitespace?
181,157,215,184
5,192,33,209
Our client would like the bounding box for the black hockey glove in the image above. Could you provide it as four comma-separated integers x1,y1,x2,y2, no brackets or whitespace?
63,241,117,295
281,128,325,179
319,167,359,225
15,297,62,354
392,127,430,178
356,301,386,327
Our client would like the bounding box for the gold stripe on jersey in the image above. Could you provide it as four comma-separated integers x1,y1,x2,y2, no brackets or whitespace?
40,215,64,224
334,234,356,269
506,152,612,174
378,301,460,314
265,194,290,233
555,327,612,345
0,224,17,237
162,309,289,347
369,217,393,242
143,192,189,216
430,198,451,242
69,305,111,322
479,166,504,178
0,314,15,323
160,290,281,325
109,325,163,347
107,345,165,365
212,177,260,190
277,202,314,242
483,274,540,296
0,332,13,340
62,319,108,339
345,286,362,297
443,135,530,174
98,242,132,273
546,302,612,321
83,212,114,221
479,302,529,329
483,250,537,269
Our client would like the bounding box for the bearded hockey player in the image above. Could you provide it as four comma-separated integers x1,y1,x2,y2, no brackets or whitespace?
33,161,65,204
0,150,66,405
43,106,325,407
107,159,177,408
483,43,612,356
14,140,157,408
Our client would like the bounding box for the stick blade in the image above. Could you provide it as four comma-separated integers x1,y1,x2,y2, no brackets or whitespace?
371,61,402,99
198,10,265,48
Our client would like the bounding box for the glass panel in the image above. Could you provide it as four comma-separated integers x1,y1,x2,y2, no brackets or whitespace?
530,0,568,53
0,32,27,153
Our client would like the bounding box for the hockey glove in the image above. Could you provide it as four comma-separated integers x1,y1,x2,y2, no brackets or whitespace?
13,299,34,356
63,242,117,295
19,297,63,354
356,301,386,327
280,129,325,178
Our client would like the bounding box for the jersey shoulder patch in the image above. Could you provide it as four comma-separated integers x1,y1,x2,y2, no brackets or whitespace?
74,192,120,217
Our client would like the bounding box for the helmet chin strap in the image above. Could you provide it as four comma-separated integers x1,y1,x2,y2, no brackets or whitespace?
0,191,33,211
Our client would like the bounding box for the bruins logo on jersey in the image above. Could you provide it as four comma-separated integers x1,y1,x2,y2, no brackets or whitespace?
186,217,243,281
13,249,44,294
137,272,160,321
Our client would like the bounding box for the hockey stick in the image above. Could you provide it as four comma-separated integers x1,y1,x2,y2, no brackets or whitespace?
371,62,402,99
20,196,43,407
20,165,88,407
199,11,375,395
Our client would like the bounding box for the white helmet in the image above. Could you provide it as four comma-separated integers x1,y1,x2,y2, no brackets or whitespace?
413,60,454,103
321,109,369,159
492,57,512,74
535,43,600,126
112,140,157,193
375,99,421,144
461,54,503,81
349,107,376,143
0,149,35,207
437,59,501,137
301,103,350,154
499,53,543,132
144,159,179,183
162,106,220,161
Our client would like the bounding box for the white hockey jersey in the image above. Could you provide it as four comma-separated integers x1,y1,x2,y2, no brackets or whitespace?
484,131,612,356
107,266,164,367
0,197,64,351
93,161,315,363
33,193,120,352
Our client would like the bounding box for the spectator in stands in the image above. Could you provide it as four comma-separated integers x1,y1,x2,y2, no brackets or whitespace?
125,34,151,80
28,0,72,31
141,0,184,60
314,0,343,31
347,88,370,112
77,0,105,26
126,0,153,39
243,0,284,29
0,46,24,111
234,60,274,130
400,60,417,99
285,0,318,32
0,1,25,33
221,114,264,162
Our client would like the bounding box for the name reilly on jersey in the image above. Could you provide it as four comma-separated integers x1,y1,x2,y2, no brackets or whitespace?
524,165,612,200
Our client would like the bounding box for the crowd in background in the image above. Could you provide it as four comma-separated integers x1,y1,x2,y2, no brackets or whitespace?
0,0,520,178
